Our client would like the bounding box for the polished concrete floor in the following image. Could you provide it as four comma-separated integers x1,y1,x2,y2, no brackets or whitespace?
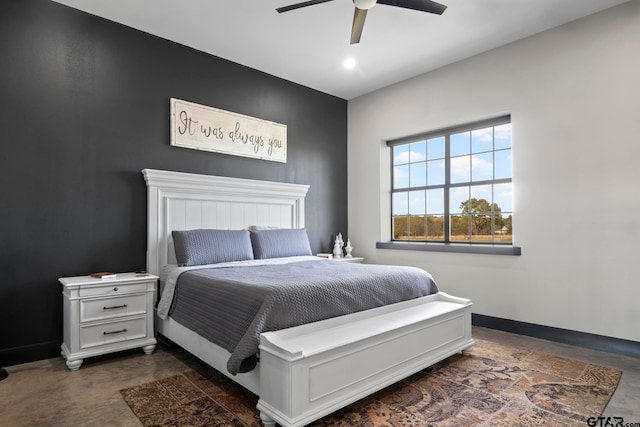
1,327,638,426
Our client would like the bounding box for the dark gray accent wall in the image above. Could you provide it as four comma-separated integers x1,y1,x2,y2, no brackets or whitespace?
0,0,347,365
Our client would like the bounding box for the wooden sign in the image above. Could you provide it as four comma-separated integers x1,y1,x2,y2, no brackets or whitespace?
170,98,287,163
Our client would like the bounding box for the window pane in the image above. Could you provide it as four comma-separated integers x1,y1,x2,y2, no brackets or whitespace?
495,149,512,180
426,215,444,241
393,216,409,240
449,186,469,214
451,155,471,183
470,214,492,242
495,213,512,243
470,185,492,211
494,182,512,212
409,215,426,240
427,159,445,185
392,191,408,215
472,127,493,153
472,152,493,182
393,164,409,189
410,141,426,163
393,145,410,165
450,214,470,242
426,188,444,214
451,132,470,156
494,123,512,150
409,162,426,188
409,190,425,215
427,137,445,160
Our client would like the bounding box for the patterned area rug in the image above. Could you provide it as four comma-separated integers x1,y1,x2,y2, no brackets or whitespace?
121,338,621,426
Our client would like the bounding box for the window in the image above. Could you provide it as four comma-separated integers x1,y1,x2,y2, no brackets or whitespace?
389,116,512,245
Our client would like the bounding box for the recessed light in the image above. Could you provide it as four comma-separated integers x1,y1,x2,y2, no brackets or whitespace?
343,58,356,70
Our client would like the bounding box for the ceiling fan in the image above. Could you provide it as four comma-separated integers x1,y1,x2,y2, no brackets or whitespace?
276,0,447,44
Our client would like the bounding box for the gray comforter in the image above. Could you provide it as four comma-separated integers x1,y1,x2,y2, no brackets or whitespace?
168,259,438,375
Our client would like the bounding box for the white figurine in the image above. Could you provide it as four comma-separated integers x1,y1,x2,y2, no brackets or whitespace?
345,239,353,258
333,235,343,258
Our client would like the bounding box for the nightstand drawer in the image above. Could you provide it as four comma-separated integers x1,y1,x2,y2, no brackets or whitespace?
80,317,147,350
79,282,149,297
80,294,147,322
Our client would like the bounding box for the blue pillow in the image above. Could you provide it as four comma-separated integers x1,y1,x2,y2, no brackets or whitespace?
172,229,254,266
250,228,312,259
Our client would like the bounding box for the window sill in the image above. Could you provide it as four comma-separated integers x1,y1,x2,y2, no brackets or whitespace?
376,241,521,256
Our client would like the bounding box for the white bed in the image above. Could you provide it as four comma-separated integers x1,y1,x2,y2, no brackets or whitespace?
143,168,474,427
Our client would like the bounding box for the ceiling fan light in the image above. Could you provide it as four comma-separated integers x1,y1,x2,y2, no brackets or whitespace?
344,58,356,69
353,0,376,10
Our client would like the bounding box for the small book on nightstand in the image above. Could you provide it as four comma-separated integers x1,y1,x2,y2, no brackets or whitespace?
90,272,117,279
316,253,333,259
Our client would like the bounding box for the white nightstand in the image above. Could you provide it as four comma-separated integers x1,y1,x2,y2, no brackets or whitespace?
332,257,364,263
60,273,158,370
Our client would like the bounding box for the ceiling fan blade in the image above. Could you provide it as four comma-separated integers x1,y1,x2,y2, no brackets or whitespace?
376,0,447,15
276,0,336,13
351,8,368,44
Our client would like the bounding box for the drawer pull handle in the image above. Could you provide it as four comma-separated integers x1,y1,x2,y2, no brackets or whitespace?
103,304,128,310
103,329,127,335
113,287,118,292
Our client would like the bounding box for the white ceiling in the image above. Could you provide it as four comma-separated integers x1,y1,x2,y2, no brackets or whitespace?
51,0,629,100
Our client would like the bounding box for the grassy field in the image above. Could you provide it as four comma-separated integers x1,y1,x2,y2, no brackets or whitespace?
396,234,512,243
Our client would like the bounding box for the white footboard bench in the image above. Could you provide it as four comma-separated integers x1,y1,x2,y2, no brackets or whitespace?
257,292,474,427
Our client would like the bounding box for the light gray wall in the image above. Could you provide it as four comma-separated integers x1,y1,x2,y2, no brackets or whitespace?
347,0,640,342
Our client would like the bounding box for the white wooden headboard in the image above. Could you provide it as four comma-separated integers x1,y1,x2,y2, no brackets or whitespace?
143,169,309,276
